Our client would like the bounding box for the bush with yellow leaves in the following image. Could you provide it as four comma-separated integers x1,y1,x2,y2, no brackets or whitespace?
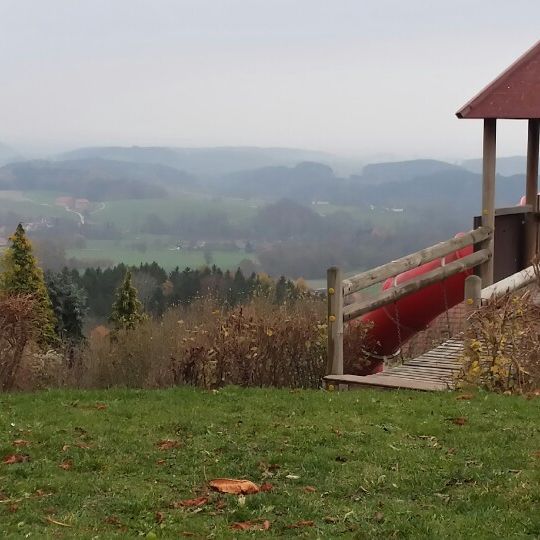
460,287,540,394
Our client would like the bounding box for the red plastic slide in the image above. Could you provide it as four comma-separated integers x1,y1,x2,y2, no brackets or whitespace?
351,236,473,375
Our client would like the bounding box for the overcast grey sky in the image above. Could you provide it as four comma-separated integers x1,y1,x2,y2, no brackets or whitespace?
1,0,539,160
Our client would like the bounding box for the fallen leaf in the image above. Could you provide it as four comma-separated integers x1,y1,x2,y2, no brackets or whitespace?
105,515,123,527
260,482,273,492
209,478,259,495
2,453,30,465
34,489,50,498
12,439,30,447
286,520,314,529
157,439,181,450
155,511,165,523
231,520,270,531
75,442,92,449
303,486,317,493
95,403,108,410
456,394,474,401
45,516,72,527
171,497,208,508
373,511,385,523
156,459,166,466
62,445,70,452
59,460,73,470
450,417,467,426
532,450,540,459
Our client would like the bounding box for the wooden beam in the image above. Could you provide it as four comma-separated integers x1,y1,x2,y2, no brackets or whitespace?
326,267,344,375
525,118,540,264
343,249,491,321
481,118,496,286
342,226,492,296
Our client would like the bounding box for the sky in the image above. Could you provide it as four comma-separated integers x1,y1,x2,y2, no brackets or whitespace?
1,0,540,161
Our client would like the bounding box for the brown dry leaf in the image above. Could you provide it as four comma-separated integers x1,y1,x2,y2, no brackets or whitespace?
209,478,259,495
59,460,73,470
62,445,70,452
45,516,72,527
12,439,30,447
303,486,317,493
157,439,181,450
231,519,270,531
373,511,385,523
456,394,474,401
532,450,540,459
155,511,165,524
171,497,209,508
95,403,108,410
156,459,166,466
34,489,49,498
450,417,467,426
75,442,92,450
286,520,314,529
2,453,30,465
105,515,123,527
260,482,273,492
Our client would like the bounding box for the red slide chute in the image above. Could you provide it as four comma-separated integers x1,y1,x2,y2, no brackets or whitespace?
352,236,473,374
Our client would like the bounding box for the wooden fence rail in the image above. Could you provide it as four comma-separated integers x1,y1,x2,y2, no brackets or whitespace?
326,226,493,376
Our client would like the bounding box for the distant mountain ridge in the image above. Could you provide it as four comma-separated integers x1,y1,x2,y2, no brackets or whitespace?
461,156,527,177
0,142,22,166
58,146,337,177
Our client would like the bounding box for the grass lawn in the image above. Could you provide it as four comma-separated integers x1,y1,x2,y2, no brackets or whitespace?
66,240,255,270
0,388,538,538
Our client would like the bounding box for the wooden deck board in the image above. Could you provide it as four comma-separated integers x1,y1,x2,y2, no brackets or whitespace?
323,338,464,391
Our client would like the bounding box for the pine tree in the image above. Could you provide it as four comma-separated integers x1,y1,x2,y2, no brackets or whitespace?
109,270,147,331
0,224,57,345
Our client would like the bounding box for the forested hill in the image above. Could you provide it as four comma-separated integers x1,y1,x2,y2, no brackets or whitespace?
0,158,196,200
0,142,21,166
58,146,336,177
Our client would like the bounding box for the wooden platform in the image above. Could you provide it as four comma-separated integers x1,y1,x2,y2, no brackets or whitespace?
324,338,464,391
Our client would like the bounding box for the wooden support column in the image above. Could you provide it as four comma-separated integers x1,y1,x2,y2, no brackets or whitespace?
481,118,496,286
326,267,344,376
525,118,540,265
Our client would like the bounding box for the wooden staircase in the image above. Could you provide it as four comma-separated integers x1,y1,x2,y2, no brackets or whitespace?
324,338,463,391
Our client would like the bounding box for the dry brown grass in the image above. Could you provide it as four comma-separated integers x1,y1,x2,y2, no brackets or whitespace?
75,297,327,389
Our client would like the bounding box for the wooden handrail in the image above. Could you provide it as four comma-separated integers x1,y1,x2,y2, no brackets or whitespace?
343,249,491,321
342,226,492,296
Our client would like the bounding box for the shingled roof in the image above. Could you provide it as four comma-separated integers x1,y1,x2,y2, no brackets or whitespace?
457,40,540,119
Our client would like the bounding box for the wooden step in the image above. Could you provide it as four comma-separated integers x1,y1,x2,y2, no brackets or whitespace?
324,374,452,392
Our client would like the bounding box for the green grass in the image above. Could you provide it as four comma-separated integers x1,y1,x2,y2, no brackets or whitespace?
1,388,538,538
66,239,255,270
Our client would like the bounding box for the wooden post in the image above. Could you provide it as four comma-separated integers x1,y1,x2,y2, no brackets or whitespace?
464,275,482,312
525,118,540,265
326,266,344,376
481,118,497,286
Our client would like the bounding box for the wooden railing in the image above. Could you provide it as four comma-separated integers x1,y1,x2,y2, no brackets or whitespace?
326,226,493,375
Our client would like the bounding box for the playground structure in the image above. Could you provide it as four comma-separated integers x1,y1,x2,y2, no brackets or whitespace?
324,40,540,390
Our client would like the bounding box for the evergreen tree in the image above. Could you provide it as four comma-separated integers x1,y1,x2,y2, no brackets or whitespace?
45,268,87,343
0,224,57,345
109,270,147,330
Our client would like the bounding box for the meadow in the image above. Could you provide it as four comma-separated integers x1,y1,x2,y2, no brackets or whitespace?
0,387,538,538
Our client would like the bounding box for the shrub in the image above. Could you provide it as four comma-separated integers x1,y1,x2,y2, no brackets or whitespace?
80,297,327,389
460,286,540,394
0,295,39,391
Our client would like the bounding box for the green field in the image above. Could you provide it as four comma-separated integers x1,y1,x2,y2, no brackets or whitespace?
0,387,538,538
66,239,255,270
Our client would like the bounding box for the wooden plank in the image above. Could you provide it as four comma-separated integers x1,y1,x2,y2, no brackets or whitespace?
326,267,344,375
481,118,496,286
526,118,540,265
324,374,451,391
342,226,492,295
343,250,491,321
